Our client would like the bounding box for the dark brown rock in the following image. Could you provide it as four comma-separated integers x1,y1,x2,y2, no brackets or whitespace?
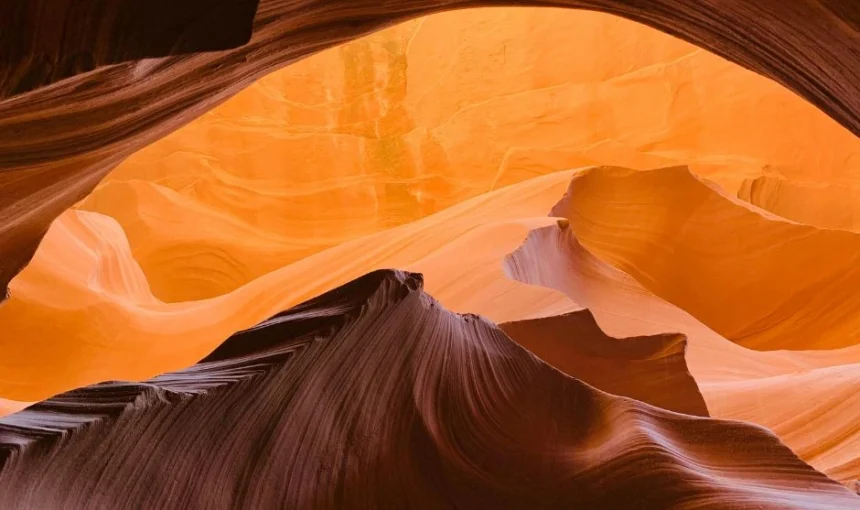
500,309,710,416
0,0,261,97
1,270,857,509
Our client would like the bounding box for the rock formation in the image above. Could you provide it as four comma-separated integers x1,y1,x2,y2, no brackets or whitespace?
504,214,860,483
0,0,858,299
499,310,709,416
1,3,859,507
0,170,577,402
739,175,860,231
0,0,261,97
552,165,860,350
2,270,857,509
72,9,860,301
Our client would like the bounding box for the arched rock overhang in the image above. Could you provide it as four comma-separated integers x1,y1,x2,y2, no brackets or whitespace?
0,0,858,299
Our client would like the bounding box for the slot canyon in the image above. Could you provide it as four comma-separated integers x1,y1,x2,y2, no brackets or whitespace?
1,3,859,509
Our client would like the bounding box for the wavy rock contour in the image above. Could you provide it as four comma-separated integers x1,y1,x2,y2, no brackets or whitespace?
504,218,860,483
499,310,709,416
738,175,860,231
0,0,261,97
553,165,860,350
74,9,860,301
2,270,857,509
0,0,858,300
0,171,576,402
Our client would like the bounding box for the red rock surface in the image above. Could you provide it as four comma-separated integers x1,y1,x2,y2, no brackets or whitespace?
70,9,860,302
739,175,860,231
2,270,856,509
500,310,708,416
0,170,576,402
0,0,260,97
0,3,858,507
504,209,860,484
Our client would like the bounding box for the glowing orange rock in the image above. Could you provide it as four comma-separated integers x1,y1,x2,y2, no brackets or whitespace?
77,8,860,301
504,218,860,483
554,165,860,351
739,174,860,231
0,171,576,402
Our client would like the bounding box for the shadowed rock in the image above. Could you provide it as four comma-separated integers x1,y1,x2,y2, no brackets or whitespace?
1,270,857,509
500,309,709,416
0,0,261,97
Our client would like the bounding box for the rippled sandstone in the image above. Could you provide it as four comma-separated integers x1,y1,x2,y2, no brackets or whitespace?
0,0,858,299
0,170,577,402
499,310,709,416
76,8,860,301
739,175,860,231
504,213,860,483
2,270,857,509
553,165,860,351
0,2,858,506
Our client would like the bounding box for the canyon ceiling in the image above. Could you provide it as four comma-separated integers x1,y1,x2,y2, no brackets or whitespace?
0,0,859,299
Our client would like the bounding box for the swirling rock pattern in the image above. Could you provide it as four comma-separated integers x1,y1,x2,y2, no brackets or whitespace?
0,0,858,300
552,165,860,351
75,8,860,302
1,270,857,509
499,309,709,416
503,216,860,483
0,171,576,402
503,218,860,382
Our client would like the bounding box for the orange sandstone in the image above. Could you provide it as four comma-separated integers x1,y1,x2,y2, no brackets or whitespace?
0,171,577,402
504,218,860,483
3,6,858,493
76,8,860,302
554,166,860,351
739,175,860,231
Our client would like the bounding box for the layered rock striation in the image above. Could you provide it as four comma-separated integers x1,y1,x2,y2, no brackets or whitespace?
1,270,857,509
0,0,858,300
